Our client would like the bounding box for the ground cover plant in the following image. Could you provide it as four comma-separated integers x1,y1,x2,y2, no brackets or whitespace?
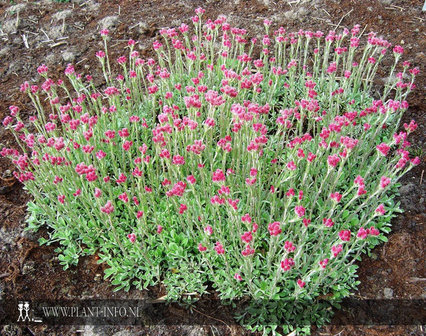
1,7,420,335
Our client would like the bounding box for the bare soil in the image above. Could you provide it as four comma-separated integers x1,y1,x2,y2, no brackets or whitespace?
0,1,424,335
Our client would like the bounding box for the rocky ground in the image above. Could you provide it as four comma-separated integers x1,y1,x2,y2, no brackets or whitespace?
0,0,425,335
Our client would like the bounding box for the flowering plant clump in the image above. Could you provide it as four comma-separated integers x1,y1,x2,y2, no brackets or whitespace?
2,8,420,334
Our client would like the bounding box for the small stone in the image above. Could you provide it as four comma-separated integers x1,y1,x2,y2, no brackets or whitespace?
52,10,73,21
399,183,415,195
383,287,394,299
62,50,75,62
22,261,35,275
99,16,119,31
137,21,149,35
7,4,26,14
2,19,18,34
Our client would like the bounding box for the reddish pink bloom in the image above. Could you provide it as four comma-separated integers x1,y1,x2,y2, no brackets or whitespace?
297,279,306,288
327,154,340,168
323,218,334,227
376,143,391,156
127,233,136,243
375,204,386,215
122,140,133,151
179,203,187,214
58,195,65,204
136,211,144,219
287,161,297,170
268,221,282,236
214,241,225,255
157,225,163,234
234,273,243,281
118,192,129,203
294,205,306,218
212,169,226,182
241,231,253,243
172,155,185,165
330,192,342,202
241,214,252,223
339,230,351,241
357,185,367,196
354,175,364,186
393,45,404,54
101,200,114,214
198,243,207,252
204,225,213,236
284,241,296,252
357,227,368,239
94,188,102,198
319,258,329,269
369,226,380,236
241,244,255,256
116,173,127,184
73,189,81,197
286,188,295,197
187,175,196,184
245,177,257,185
331,244,343,257
280,258,295,271
307,152,317,162
303,218,311,227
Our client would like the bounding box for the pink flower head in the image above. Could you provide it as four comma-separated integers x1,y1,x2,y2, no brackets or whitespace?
100,29,109,36
204,225,213,236
172,155,185,165
37,64,48,75
157,225,163,234
234,273,243,281
118,192,129,203
369,226,380,236
241,244,255,256
357,185,367,196
241,213,252,223
376,143,391,156
375,204,386,215
212,169,226,182
214,241,225,255
331,244,343,257
297,279,306,288
284,241,296,252
280,258,295,271
94,188,102,198
198,243,207,252
179,203,188,214
330,192,342,202
354,175,364,186
101,200,114,214
327,154,340,168
303,218,311,227
287,161,297,170
58,195,65,204
323,218,334,227
127,233,136,243
241,231,253,243
393,45,404,54
339,230,351,242
268,221,282,236
136,211,144,219
357,227,368,239
187,175,196,184
319,258,329,269
294,205,306,218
